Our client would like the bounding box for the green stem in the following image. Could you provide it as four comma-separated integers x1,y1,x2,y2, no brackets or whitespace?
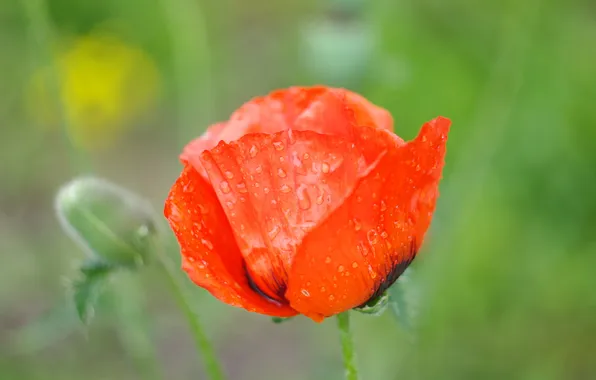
113,273,162,380
154,240,226,380
337,312,360,380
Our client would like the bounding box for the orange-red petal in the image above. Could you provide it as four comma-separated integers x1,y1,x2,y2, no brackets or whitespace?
198,128,378,302
164,164,298,317
285,117,450,321
180,87,396,174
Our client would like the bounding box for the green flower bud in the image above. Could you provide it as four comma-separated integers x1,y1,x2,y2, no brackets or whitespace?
55,177,157,268
301,1,374,87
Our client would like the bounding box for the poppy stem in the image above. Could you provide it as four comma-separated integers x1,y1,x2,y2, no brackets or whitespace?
337,312,360,380
153,238,226,380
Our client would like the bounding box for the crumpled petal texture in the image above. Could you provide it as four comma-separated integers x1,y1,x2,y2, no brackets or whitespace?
165,86,449,321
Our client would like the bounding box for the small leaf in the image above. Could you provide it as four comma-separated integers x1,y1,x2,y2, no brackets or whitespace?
353,291,389,316
55,177,158,268
71,259,114,324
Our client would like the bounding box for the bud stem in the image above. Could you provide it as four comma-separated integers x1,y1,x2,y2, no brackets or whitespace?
153,238,226,380
337,312,360,380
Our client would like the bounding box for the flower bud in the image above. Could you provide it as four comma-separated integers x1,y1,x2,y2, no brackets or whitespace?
301,0,375,87
55,177,157,268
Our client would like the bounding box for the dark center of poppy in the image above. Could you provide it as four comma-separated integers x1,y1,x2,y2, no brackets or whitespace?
245,265,288,305
359,238,417,307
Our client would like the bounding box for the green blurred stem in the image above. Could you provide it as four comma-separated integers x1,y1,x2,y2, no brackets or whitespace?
337,312,360,380
113,273,162,380
21,0,90,172
154,239,226,380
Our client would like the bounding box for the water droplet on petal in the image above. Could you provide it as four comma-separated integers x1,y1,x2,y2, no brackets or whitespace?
321,162,330,173
352,262,358,268
298,187,311,210
277,168,287,178
268,224,281,240
287,129,296,144
237,182,248,193
303,153,310,160
220,181,231,194
280,184,291,193
325,256,332,264
264,187,270,194
273,141,284,151
367,229,379,245
224,171,234,179
338,265,344,273
255,165,263,174
329,295,335,301
201,238,214,250
249,145,259,157
380,200,387,211
301,289,310,297
353,218,362,231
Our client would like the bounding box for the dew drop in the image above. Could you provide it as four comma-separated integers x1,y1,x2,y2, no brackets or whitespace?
287,128,296,145
320,286,326,292
268,224,281,240
273,141,284,151
301,289,310,297
224,171,234,179
380,231,389,239
352,262,358,268
277,168,287,178
280,184,291,193
321,162,330,173
198,204,209,214
380,200,387,211
368,265,377,279
219,181,231,194
255,165,263,174
264,187,270,194
201,238,214,250
249,145,258,157
338,265,344,273
356,196,363,203
329,295,335,301
298,187,311,210
237,182,248,193
353,218,362,231
316,194,324,205
226,201,234,209
367,229,379,245
325,256,332,264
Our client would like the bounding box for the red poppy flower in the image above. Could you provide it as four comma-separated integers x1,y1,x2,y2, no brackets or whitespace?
164,86,449,322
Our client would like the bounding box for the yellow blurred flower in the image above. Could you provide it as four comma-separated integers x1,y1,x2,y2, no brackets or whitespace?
28,31,161,151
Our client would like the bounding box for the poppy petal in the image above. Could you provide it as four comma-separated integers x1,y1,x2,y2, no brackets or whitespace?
164,164,298,317
285,117,450,321
198,127,384,302
180,87,396,174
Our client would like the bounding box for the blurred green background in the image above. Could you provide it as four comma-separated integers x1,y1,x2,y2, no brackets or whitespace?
1,0,595,379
